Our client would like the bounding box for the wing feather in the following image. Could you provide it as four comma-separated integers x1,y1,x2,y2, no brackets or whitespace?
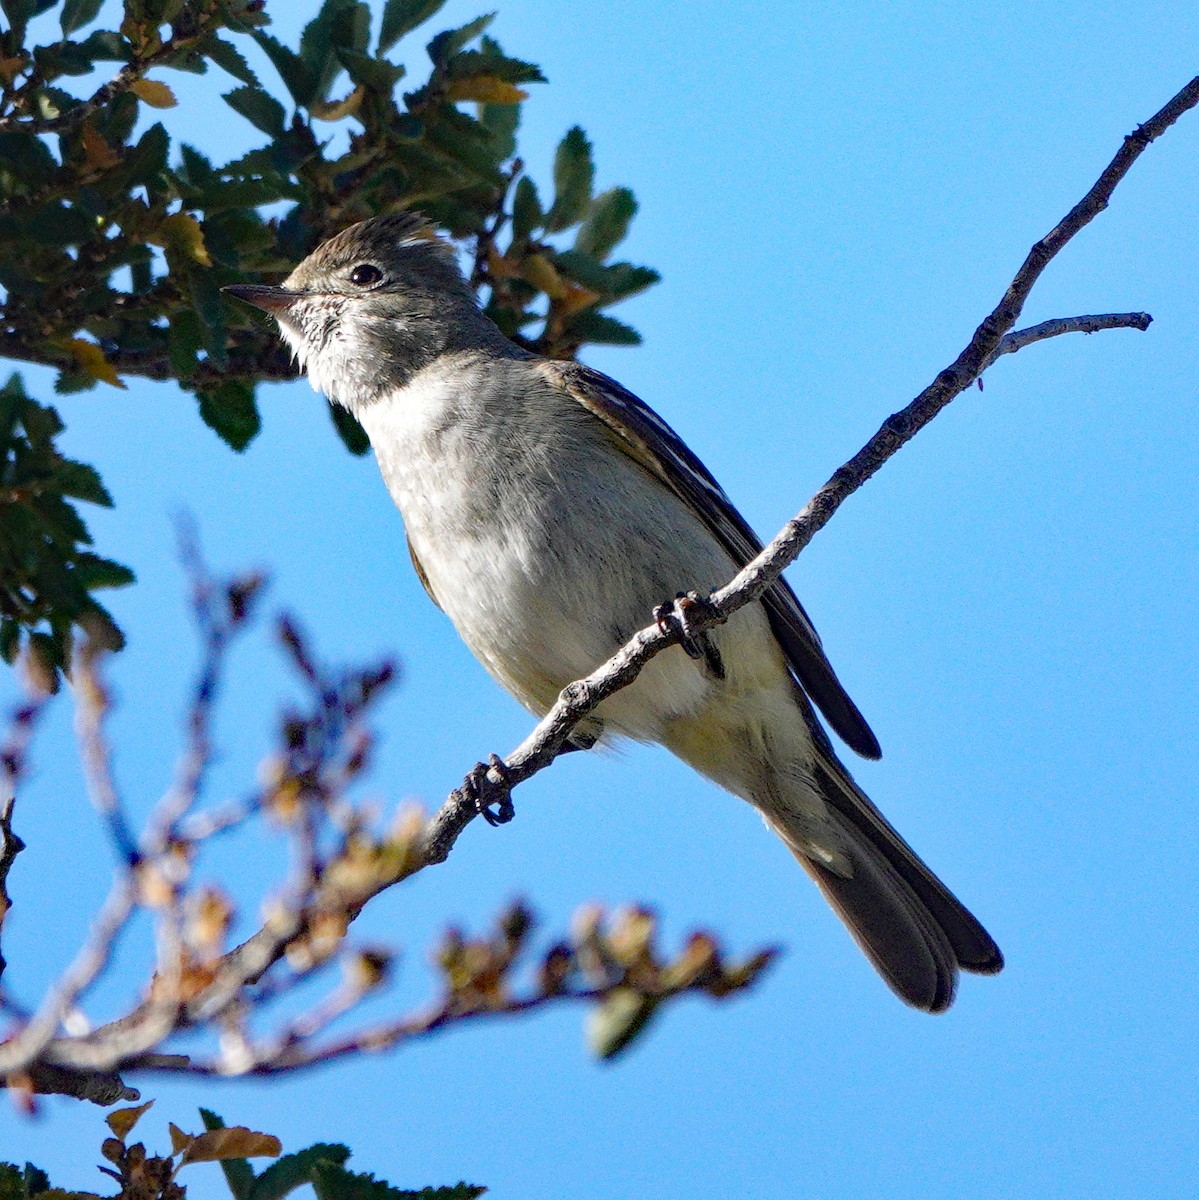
548,360,881,760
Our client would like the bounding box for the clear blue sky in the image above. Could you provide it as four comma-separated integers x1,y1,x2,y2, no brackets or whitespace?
3,4,1197,1197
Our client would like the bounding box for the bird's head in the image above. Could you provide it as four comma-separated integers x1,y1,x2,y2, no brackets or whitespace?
224,212,480,411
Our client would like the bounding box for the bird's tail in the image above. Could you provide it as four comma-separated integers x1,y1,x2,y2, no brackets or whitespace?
764,747,1003,1012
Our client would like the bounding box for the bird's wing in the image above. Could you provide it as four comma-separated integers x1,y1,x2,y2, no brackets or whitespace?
548,359,881,760
407,534,442,610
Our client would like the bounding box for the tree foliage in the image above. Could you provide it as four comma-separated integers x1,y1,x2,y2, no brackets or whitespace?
0,0,659,676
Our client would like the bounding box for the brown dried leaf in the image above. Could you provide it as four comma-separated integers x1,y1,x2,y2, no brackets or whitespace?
106,1098,154,1139
80,123,120,172
168,1121,193,1154
179,1126,282,1164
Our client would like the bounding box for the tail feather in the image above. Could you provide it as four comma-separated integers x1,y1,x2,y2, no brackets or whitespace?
768,755,1003,1012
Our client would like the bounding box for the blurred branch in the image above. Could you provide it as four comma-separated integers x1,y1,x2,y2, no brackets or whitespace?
0,698,45,980
416,76,1199,866
0,567,772,1102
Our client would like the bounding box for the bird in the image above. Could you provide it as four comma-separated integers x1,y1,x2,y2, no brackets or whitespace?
224,210,1003,1011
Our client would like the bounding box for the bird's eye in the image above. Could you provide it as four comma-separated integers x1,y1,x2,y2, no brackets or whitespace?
349,263,383,287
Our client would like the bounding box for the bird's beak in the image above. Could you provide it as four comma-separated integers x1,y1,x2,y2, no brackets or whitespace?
222,283,299,314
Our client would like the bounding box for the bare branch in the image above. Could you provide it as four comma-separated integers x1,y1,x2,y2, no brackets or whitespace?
418,76,1199,867
989,312,1153,367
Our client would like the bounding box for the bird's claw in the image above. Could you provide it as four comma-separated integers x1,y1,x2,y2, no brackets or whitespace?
465,752,515,826
654,590,718,661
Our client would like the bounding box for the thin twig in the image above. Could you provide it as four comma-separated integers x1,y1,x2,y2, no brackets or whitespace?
987,312,1152,366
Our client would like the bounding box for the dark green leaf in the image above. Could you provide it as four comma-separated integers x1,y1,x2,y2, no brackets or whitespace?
251,31,316,107
24,200,94,246
566,310,641,346
203,35,261,86
379,0,447,54
247,1144,351,1200
446,46,543,86
336,48,405,92
301,0,371,101
32,39,96,76
328,400,370,456
123,121,169,185
223,86,286,137
598,261,661,302
77,29,130,61
478,101,518,160
0,621,20,664
21,1162,49,1195
0,132,58,186
427,13,494,66
574,186,636,260
510,175,541,238
311,1162,485,1200
73,553,135,589
0,1162,25,1199
56,459,112,506
197,381,261,451
545,125,593,233
59,0,103,35
178,143,216,187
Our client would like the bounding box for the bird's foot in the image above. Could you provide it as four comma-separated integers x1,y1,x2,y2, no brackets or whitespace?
654,591,724,678
464,753,515,827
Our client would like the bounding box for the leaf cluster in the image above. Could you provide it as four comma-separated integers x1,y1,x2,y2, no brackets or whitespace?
0,0,658,674
0,372,131,680
0,0,658,447
0,1101,485,1198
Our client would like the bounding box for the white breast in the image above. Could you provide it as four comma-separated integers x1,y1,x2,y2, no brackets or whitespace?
354,355,745,740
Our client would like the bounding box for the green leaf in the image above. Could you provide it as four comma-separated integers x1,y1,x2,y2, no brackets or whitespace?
223,86,286,137
0,132,58,186
566,310,641,346
335,48,405,92
21,1162,49,1196
300,0,371,101
310,1162,485,1200
247,1144,351,1200
587,988,661,1059
56,458,112,506
197,381,261,451
123,121,169,185
477,100,518,160
598,261,660,302
73,553,135,590
378,0,447,53
203,36,261,87
328,400,370,456
59,0,103,35
251,30,316,107
574,187,637,260
0,621,20,664
545,125,593,233
510,175,542,238
200,1109,256,1200
426,13,494,66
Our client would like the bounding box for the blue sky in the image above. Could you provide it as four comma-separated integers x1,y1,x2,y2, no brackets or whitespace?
2,3,1197,1197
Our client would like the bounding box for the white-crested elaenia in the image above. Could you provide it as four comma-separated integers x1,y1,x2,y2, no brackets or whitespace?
226,212,1003,1011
